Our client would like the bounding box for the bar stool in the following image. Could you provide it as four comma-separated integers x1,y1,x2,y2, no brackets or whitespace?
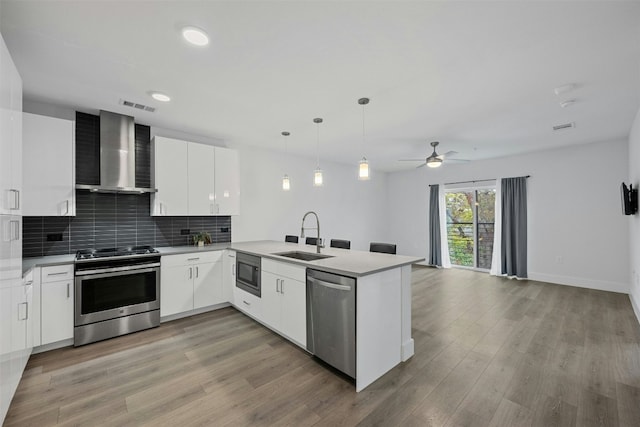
285,235,298,243
330,239,351,249
369,242,396,254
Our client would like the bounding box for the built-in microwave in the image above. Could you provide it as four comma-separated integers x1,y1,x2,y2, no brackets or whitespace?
236,252,261,297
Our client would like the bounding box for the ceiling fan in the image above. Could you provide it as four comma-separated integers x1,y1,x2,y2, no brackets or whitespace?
399,141,469,168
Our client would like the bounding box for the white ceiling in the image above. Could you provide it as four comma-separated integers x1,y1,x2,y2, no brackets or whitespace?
1,1,639,172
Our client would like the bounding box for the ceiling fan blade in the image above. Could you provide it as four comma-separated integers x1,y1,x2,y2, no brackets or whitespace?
398,159,426,162
445,158,470,163
416,163,427,168
437,150,458,159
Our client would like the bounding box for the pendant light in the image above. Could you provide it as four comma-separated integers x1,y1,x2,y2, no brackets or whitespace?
281,131,291,191
313,118,323,187
358,97,370,180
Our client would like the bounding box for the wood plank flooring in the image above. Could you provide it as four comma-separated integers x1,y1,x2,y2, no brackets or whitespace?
5,267,640,426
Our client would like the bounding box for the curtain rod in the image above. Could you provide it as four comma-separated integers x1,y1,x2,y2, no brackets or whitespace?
428,175,530,187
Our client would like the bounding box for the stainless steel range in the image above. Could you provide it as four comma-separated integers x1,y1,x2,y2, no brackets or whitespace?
74,245,161,346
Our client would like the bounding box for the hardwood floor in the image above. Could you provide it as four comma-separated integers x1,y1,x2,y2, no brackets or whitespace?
5,266,640,426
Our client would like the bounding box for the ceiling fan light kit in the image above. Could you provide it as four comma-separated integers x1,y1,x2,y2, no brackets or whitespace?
426,157,442,168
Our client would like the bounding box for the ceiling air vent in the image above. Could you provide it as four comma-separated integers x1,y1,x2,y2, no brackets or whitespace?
119,99,156,113
552,122,575,131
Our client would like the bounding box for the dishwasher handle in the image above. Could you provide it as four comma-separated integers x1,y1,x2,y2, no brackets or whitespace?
308,276,352,292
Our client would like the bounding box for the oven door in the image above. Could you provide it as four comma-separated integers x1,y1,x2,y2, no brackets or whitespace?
75,266,160,326
236,259,260,297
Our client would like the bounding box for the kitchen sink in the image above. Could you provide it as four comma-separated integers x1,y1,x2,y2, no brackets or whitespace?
272,251,334,261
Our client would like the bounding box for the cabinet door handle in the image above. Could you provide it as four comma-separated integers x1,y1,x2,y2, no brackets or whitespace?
189,267,193,279
9,189,19,210
159,202,164,215
64,199,70,216
10,220,19,241
67,283,70,298
216,204,220,214
281,280,285,294
243,300,250,306
231,262,235,276
47,271,68,276
276,278,280,293
19,302,28,320
187,257,200,261
195,266,199,278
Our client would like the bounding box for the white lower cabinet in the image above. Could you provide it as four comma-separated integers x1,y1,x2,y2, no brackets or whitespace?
260,259,306,346
0,277,32,423
233,286,262,320
161,251,223,317
39,264,74,346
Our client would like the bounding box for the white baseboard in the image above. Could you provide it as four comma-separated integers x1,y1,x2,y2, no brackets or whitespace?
630,293,640,326
527,272,628,294
33,338,74,354
160,302,231,323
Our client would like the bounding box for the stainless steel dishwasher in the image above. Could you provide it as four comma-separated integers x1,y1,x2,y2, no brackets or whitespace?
306,268,356,378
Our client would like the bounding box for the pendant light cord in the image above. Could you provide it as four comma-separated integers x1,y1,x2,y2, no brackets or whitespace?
316,123,320,167
362,103,366,148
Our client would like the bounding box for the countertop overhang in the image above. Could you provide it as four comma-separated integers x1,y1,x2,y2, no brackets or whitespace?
228,241,424,277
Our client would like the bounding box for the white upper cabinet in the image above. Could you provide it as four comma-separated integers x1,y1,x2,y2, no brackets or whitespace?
0,35,22,216
187,142,215,215
22,113,75,216
151,136,239,216
151,136,188,216
214,147,240,215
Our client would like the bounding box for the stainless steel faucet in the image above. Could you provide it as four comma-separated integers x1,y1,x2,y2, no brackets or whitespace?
301,211,322,253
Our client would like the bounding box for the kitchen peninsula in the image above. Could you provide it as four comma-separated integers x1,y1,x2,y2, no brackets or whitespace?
228,240,423,391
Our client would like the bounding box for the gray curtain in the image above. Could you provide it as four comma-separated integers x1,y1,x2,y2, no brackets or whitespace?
501,176,527,278
428,185,442,266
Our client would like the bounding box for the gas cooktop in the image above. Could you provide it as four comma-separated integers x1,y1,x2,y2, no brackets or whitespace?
75,245,159,260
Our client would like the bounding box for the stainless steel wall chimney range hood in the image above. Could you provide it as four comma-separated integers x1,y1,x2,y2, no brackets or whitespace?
76,110,157,194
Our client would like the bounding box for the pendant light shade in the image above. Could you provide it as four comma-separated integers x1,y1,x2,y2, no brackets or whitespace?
358,98,371,180
359,157,370,180
313,168,323,186
313,118,323,187
281,131,291,191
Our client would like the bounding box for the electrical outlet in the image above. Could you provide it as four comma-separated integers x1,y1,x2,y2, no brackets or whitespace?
180,229,191,235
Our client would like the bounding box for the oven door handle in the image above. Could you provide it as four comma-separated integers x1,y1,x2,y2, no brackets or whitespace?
75,263,161,276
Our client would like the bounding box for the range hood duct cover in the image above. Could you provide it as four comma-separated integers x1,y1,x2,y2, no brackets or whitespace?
76,110,157,194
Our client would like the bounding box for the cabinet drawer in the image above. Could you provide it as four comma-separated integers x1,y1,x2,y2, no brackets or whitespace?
233,287,262,320
41,264,74,283
262,258,306,282
161,250,222,268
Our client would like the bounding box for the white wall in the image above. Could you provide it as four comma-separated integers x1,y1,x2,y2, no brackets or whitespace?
628,109,640,322
232,145,389,251
387,139,630,293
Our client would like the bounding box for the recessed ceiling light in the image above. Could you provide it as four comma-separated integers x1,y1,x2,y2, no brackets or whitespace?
553,83,576,96
559,99,577,108
182,26,209,46
150,92,171,102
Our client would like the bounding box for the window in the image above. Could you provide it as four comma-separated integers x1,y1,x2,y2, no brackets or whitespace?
445,186,495,270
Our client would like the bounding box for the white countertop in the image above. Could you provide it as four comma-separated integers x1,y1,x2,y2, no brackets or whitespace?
228,241,424,277
22,241,424,278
